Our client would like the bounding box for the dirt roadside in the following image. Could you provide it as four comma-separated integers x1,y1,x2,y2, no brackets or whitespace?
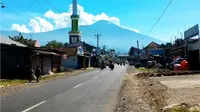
0,68,95,96
115,66,200,112
115,66,168,112
151,75,200,111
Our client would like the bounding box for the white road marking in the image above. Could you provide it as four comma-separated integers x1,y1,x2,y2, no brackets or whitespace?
93,76,98,79
22,101,46,112
73,83,83,88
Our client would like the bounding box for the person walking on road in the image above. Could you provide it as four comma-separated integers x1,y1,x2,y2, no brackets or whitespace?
27,65,34,82
35,65,41,82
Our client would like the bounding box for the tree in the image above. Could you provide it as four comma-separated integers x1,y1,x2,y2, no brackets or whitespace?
9,33,35,47
128,47,135,56
165,43,172,48
161,43,165,48
45,40,64,48
174,38,184,47
101,45,107,55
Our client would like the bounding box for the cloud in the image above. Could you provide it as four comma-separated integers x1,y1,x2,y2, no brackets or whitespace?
44,10,71,29
11,17,54,33
121,26,140,33
11,24,30,33
35,17,54,32
44,4,121,28
44,4,138,33
10,4,139,33
29,19,41,32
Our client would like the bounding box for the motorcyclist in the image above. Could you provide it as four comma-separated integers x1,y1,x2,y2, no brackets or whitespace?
109,60,114,70
100,61,106,69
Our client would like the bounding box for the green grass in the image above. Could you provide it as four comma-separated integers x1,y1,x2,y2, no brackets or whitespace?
41,73,66,80
167,106,200,112
136,67,154,73
136,67,149,72
0,79,28,88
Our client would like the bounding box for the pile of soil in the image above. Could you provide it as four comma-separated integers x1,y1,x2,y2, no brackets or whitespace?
115,70,168,112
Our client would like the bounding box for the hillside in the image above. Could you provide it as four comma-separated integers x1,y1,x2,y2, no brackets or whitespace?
0,20,165,53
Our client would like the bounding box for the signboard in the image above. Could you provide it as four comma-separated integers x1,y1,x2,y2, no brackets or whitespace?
149,50,165,55
63,54,67,59
77,46,84,56
184,24,199,40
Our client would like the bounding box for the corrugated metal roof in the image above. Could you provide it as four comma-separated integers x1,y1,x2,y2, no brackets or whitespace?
145,42,161,49
33,50,59,56
0,36,27,47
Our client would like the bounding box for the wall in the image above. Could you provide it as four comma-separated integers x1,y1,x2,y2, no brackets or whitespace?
68,42,83,48
1,44,31,79
188,39,200,60
31,56,41,71
188,39,200,51
61,56,78,68
187,39,200,69
52,55,61,72
43,57,52,74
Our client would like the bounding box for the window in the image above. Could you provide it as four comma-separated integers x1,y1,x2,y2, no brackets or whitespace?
72,37,77,43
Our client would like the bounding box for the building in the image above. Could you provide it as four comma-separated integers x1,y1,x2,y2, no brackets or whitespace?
31,48,62,75
187,39,200,70
144,42,165,58
59,47,83,69
62,43,96,69
32,40,40,47
171,24,200,70
69,0,81,45
0,36,69,78
63,0,97,69
0,36,31,79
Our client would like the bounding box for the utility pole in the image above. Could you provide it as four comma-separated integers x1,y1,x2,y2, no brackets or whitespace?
177,29,179,38
95,33,101,56
137,40,139,61
184,24,186,31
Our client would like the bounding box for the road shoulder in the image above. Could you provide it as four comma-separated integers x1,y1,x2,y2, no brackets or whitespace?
1,68,95,97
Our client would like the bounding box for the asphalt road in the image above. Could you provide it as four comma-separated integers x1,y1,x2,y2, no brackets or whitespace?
1,65,127,112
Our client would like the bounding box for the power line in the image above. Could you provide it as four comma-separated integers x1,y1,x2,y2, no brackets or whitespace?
27,0,48,12
1,2,31,19
146,0,173,35
43,0,62,13
80,26,96,34
140,0,173,48
5,6,23,16
26,0,55,23
0,2,6,8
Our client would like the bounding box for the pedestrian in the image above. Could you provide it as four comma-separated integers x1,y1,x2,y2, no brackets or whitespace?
35,65,41,82
27,65,34,82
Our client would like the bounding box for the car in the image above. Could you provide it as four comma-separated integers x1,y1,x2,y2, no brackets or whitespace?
169,58,188,70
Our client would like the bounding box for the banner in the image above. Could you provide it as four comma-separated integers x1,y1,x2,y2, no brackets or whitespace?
77,46,84,56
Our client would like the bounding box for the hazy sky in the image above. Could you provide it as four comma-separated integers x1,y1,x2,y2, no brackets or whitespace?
0,0,200,41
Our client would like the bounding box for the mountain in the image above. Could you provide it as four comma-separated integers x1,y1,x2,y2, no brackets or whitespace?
0,20,165,53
